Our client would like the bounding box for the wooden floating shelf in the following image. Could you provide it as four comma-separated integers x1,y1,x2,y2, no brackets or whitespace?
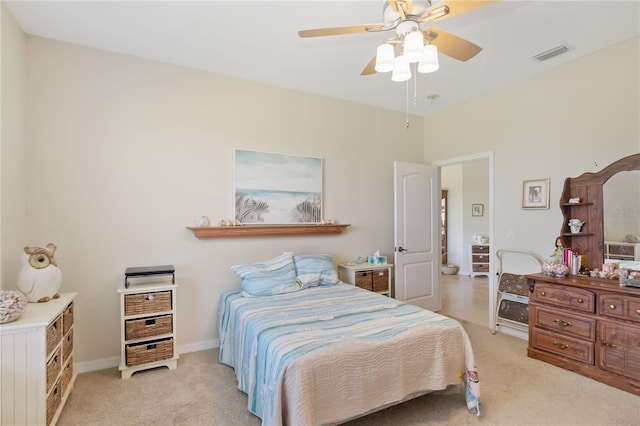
187,224,350,239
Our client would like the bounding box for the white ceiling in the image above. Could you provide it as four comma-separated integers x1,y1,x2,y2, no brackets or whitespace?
5,0,640,116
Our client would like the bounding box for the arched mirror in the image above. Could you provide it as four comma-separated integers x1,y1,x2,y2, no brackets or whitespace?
560,153,640,270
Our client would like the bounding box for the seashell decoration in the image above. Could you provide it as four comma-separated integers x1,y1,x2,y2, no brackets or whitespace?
218,219,244,226
0,290,28,324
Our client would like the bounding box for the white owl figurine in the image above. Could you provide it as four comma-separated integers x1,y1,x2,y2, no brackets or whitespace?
17,243,62,303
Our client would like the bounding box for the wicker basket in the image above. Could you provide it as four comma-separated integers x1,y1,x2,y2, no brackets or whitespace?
62,329,73,362
124,291,172,316
125,314,173,340
63,302,74,335
125,337,173,366
442,264,459,275
46,315,62,357
46,347,61,393
61,356,73,396
46,379,62,426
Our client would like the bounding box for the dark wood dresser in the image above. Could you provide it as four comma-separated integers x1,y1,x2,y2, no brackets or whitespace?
527,273,640,396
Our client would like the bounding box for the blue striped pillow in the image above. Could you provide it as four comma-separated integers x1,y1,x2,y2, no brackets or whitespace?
294,254,339,287
231,253,300,297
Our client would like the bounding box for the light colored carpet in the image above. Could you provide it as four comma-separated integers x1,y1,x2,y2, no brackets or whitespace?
58,319,639,426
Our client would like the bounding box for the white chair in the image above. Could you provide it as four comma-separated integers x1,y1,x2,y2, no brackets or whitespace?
493,250,543,335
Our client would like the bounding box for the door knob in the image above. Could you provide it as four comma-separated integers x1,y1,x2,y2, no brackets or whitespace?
397,247,407,252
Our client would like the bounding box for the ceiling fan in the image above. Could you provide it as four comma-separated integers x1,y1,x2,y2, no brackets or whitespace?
298,0,496,77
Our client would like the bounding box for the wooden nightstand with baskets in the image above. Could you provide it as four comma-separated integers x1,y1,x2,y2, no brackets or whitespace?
118,266,178,379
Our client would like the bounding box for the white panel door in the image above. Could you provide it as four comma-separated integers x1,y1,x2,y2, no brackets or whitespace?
393,161,441,311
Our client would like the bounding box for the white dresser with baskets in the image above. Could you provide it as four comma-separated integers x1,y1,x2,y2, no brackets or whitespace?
0,293,76,426
118,281,178,379
469,244,491,277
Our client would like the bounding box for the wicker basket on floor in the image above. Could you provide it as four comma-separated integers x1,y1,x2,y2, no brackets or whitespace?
442,264,459,275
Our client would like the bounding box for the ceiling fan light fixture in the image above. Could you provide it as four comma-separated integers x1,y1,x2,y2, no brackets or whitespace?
418,44,439,73
403,30,425,63
375,43,395,72
392,55,411,82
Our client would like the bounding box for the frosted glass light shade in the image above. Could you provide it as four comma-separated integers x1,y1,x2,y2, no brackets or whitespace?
403,31,425,63
375,44,395,72
418,44,439,73
391,55,411,82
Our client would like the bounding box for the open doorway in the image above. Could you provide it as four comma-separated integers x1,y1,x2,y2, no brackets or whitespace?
434,152,494,329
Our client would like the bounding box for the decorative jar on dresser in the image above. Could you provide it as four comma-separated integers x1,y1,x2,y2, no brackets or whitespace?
527,273,640,395
118,280,178,379
0,293,77,425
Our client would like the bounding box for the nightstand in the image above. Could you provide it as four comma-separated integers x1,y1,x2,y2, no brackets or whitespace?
338,263,393,297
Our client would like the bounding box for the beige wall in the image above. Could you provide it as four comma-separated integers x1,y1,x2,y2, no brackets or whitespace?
6,34,424,367
1,3,27,287
425,36,640,262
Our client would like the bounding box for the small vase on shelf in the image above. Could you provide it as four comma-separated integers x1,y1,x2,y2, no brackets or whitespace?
568,218,584,234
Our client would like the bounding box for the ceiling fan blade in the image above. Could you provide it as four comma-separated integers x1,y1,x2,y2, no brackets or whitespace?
421,0,496,23
298,24,385,38
361,55,378,76
423,27,482,61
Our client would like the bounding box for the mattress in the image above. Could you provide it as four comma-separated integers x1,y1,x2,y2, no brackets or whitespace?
218,283,480,425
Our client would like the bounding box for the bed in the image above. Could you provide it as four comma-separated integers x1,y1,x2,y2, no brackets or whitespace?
218,265,480,426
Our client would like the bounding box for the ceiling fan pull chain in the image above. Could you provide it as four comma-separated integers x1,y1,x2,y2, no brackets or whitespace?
405,80,410,129
413,63,418,107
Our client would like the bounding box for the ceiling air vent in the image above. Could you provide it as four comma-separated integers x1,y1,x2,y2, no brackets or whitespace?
533,45,570,62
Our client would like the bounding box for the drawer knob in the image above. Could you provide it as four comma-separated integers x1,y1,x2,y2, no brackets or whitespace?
609,304,616,310
552,341,570,350
144,294,155,301
636,309,640,315
577,298,583,304
540,291,546,296
554,319,572,327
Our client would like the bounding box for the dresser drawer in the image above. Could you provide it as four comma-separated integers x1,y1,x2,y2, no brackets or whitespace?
598,294,640,324
124,291,172,316
531,283,595,313
372,270,388,292
125,314,173,340
62,329,73,362
46,314,62,357
530,304,595,340
354,271,373,291
472,255,489,263
46,347,62,393
473,264,489,273
63,301,74,335
531,327,594,364
46,378,62,426
472,245,489,254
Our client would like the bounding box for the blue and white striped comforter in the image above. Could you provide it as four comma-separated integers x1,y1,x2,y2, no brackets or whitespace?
218,283,480,426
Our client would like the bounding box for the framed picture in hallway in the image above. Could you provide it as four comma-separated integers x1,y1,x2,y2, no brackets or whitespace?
522,178,550,209
472,204,484,216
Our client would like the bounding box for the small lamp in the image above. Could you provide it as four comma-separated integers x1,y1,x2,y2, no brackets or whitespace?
391,55,411,82
418,44,439,74
375,44,395,73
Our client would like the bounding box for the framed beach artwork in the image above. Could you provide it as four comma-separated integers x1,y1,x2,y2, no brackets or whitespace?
233,149,323,224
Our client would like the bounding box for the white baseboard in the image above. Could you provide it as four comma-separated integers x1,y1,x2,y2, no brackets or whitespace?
496,324,528,340
75,338,221,374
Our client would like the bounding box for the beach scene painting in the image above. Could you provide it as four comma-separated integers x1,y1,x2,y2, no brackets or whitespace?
233,149,322,224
